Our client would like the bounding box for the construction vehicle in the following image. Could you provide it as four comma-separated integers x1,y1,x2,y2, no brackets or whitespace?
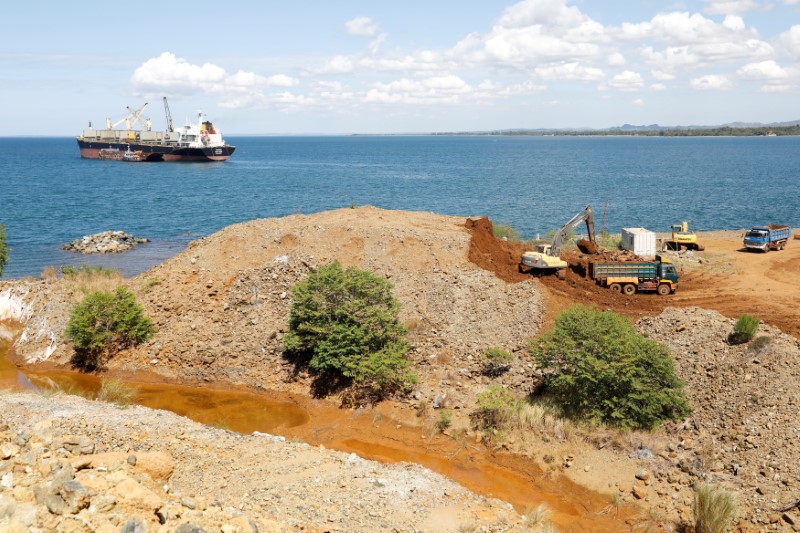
590,255,679,295
663,221,704,251
744,225,790,252
519,205,595,279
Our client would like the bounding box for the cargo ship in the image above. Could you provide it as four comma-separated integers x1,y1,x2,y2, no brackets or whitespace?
76,97,235,162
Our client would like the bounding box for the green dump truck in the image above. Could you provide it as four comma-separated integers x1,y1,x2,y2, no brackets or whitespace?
589,255,678,295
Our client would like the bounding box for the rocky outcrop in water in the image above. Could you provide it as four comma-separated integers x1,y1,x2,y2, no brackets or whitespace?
62,231,149,254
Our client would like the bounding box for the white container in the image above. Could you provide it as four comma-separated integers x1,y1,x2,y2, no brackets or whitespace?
621,228,657,259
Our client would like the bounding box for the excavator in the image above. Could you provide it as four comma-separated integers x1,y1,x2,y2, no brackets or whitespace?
519,205,596,279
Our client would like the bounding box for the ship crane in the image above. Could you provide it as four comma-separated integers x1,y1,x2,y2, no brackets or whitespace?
105,102,149,130
163,97,174,133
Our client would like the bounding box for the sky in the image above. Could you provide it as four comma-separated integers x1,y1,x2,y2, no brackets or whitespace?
3,0,800,135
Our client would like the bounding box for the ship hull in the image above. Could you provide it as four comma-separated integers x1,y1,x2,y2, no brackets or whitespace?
77,139,235,162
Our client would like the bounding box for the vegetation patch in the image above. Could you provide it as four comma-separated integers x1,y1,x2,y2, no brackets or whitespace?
66,287,155,370
491,223,521,242
729,314,759,345
472,384,515,433
531,305,691,430
0,224,7,277
283,261,417,402
480,347,513,376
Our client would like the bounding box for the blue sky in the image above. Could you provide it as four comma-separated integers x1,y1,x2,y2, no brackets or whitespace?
3,0,800,135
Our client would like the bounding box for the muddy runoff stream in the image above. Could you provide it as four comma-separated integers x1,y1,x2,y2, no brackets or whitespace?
1,325,633,532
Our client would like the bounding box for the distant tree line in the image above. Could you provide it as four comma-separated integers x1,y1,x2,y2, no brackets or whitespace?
433,124,800,137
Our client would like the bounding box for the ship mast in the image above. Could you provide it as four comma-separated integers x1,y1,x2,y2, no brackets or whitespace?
163,97,175,133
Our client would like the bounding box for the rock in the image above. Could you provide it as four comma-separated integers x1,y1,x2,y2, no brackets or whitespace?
62,231,149,254
0,442,20,459
114,477,163,512
632,485,647,499
0,493,16,519
119,518,147,533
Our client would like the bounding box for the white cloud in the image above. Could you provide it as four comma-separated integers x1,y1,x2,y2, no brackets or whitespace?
651,69,677,81
534,62,604,81
777,25,800,56
317,55,355,74
651,83,667,91
703,0,758,15
345,17,380,37
690,74,733,90
607,70,645,91
265,74,300,87
758,83,792,92
607,52,626,66
737,60,788,79
132,52,226,95
632,98,644,105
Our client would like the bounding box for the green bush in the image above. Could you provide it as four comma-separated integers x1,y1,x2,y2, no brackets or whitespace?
0,224,8,277
693,483,737,533
480,347,513,376
283,261,416,399
473,384,515,431
66,287,155,370
530,305,691,430
730,314,759,344
492,223,521,242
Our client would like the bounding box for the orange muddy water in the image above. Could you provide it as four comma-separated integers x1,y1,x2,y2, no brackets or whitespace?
1,327,633,532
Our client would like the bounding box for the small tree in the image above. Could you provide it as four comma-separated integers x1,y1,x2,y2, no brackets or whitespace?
473,384,515,431
0,224,8,277
531,305,691,430
66,287,155,370
729,314,759,345
283,261,416,399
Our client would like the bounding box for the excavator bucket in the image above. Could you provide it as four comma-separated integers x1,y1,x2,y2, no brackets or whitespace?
577,238,597,254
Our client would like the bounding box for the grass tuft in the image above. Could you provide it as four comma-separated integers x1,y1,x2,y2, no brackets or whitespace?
693,482,737,533
96,378,138,406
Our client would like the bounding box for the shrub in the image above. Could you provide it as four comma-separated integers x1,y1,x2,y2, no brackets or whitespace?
283,261,416,399
730,314,759,344
0,224,7,277
473,384,515,431
693,482,737,533
531,305,691,430
492,223,521,242
66,287,155,370
480,347,513,376
436,409,453,432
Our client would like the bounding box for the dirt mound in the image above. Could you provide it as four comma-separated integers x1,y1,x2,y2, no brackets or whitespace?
464,217,528,283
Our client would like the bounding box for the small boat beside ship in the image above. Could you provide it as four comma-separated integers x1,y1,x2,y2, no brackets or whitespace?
77,97,235,162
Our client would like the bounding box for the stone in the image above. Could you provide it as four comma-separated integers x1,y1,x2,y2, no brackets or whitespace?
114,477,163,512
632,485,648,499
119,517,147,533
0,442,20,460
0,493,16,519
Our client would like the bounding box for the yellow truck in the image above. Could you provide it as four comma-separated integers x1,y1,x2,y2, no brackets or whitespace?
663,221,704,251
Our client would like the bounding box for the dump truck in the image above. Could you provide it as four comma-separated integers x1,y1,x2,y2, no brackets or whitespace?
663,221,704,251
519,205,595,279
589,255,678,295
743,225,790,252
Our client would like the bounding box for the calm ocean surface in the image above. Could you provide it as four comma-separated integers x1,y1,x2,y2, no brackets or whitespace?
1,135,798,279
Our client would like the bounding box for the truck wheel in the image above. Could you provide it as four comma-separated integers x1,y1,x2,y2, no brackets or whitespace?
623,284,636,296
610,283,622,292
657,284,671,296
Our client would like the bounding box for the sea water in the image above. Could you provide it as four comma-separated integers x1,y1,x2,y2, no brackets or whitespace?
1,135,798,279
